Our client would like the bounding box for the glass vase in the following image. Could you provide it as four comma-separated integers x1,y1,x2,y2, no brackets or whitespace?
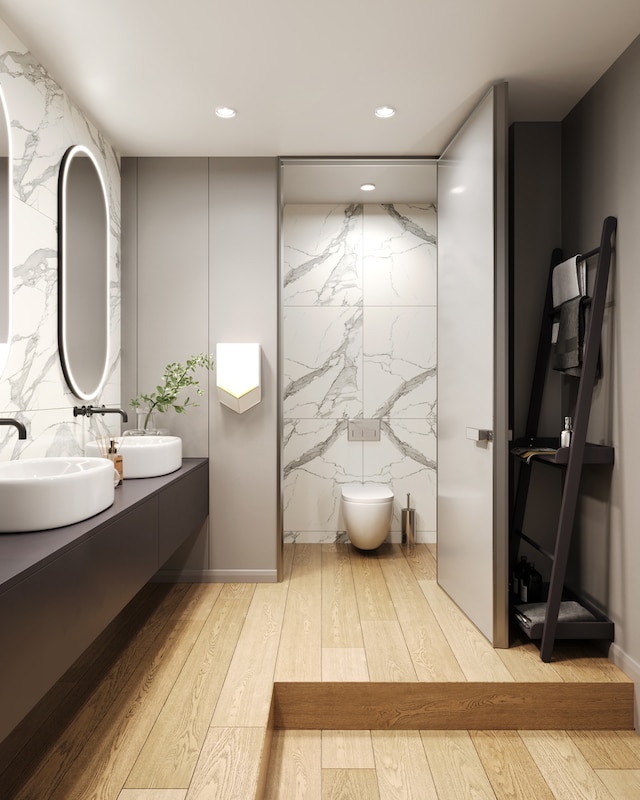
135,407,158,434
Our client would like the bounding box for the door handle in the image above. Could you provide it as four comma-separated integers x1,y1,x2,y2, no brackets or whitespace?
466,427,493,442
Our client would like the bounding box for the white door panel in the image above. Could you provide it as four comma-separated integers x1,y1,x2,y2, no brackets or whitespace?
437,84,509,646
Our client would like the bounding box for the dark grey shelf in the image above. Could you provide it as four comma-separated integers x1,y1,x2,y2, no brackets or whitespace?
513,613,615,641
511,438,614,466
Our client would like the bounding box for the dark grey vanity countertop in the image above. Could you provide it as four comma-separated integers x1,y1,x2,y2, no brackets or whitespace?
0,458,208,593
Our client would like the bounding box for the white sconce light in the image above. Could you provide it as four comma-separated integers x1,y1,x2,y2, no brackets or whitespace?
216,343,261,413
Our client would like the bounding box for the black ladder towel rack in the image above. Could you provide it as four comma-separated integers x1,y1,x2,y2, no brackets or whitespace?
510,215,616,662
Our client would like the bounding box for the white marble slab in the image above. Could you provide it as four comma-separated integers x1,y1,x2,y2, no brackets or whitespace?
283,305,362,419
282,203,363,306
0,20,121,462
363,203,436,306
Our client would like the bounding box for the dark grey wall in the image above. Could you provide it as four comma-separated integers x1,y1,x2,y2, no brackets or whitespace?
510,122,562,441
510,123,564,578
562,33,640,683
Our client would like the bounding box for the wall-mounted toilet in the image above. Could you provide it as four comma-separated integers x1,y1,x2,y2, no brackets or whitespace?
341,483,394,550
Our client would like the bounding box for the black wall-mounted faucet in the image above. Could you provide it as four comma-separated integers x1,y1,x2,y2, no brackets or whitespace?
73,405,129,422
0,418,27,439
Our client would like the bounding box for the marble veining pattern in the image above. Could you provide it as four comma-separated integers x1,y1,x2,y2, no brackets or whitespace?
0,17,121,463
282,202,437,544
283,306,362,419
282,203,362,306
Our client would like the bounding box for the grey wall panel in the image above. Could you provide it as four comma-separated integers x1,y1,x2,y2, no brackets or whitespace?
136,158,210,458
209,158,279,578
123,157,210,574
562,34,640,672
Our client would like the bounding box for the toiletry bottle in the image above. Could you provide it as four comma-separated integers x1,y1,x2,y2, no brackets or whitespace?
108,439,123,485
520,561,532,602
560,416,572,448
513,556,528,598
528,563,542,603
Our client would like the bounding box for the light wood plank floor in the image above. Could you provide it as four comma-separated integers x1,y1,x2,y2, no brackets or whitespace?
0,543,635,800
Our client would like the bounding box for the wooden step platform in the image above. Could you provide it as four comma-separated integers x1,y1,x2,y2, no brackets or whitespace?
272,680,634,731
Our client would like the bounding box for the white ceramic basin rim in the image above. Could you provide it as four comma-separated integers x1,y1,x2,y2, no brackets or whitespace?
0,456,116,533
85,435,182,479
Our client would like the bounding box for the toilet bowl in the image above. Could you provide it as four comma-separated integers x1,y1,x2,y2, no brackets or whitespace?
341,483,394,550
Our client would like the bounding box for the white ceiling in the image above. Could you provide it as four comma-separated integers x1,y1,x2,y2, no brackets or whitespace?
1,0,639,161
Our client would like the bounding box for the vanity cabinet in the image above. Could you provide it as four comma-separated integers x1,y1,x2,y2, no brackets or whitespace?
0,458,208,744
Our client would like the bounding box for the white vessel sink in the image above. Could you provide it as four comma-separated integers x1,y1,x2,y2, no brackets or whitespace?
0,457,117,533
86,435,182,479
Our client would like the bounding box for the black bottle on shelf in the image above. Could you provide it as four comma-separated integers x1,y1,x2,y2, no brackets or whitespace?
513,556,528,598
528,563,543,603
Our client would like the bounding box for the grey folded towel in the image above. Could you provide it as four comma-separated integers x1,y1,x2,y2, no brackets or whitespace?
515,600,596,628
552,255,584,308
552,296,585,376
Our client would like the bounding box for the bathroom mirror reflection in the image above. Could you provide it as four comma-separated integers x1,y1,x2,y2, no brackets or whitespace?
280,158,438,548
0,85,12,380
58,144,110,400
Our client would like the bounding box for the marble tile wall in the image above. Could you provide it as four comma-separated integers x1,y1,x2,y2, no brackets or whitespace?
282,202,437,543
0,18,121,462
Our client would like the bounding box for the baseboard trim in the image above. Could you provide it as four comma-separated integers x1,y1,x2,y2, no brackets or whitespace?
272,681,634,731
152,568,278,583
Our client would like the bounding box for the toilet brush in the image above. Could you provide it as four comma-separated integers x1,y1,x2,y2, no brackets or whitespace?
402,493,415,549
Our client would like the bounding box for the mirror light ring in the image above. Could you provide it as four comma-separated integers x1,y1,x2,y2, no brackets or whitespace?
58,144,111,401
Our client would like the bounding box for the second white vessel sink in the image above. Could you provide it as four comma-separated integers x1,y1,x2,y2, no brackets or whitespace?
86,435,182,479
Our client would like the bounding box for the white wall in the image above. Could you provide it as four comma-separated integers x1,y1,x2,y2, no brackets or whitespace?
561,33,640,703
282,202,437,543
0,18,121,463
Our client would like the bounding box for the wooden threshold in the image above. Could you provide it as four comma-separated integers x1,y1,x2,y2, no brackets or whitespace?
272,681,634,731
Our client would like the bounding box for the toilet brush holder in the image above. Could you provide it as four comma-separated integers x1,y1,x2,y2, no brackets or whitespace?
402,493,415,548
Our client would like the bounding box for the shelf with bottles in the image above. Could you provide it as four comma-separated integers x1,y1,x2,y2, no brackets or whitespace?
510,555,614,642
511,437,614,466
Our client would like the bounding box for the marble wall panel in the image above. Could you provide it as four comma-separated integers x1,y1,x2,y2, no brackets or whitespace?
363,203,436,306
283,305,362,419
282,202,437,543
367,419,437,537
283,417,362,533
282,203,362,306
363,306,436,419
0,17,121,463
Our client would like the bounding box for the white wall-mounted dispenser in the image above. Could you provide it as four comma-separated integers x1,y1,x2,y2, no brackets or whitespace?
216,342,261,413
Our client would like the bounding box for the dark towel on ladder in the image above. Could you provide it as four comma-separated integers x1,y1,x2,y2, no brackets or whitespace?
552,296,602,379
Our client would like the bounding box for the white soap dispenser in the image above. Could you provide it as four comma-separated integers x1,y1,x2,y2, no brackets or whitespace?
560,416,572,448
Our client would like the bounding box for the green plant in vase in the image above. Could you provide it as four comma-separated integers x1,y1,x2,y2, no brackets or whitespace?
130,353,215,432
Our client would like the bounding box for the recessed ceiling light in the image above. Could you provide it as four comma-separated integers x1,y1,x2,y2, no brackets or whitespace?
215,107,237,119
375,106,396,118
360,183,376,192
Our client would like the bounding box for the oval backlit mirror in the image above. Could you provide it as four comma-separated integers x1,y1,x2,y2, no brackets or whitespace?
0,85,12,379
58,144,110,400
